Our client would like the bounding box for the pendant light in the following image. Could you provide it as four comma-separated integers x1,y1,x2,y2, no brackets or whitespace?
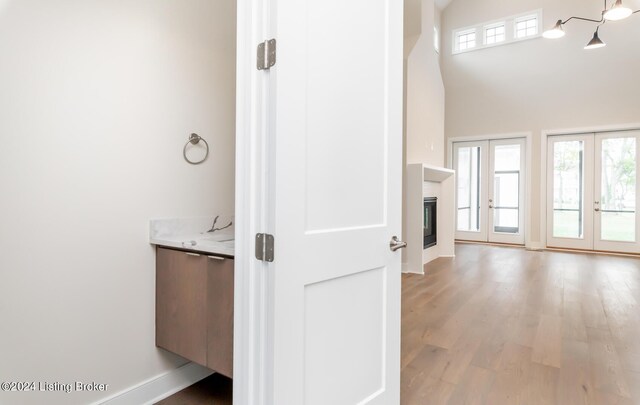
543,0,638,50
543,20,566,39
604,0,633,21
584,28,606,49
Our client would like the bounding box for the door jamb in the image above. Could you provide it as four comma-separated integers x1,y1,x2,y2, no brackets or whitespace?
233,0,272,404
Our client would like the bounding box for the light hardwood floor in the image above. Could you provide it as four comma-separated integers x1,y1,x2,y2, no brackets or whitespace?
402,243,640,405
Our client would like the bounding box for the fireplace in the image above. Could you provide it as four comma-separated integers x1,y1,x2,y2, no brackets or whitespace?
424,197,437,249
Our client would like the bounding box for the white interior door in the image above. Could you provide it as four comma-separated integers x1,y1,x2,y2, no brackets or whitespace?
547,134,595,250
594,131,640,253
269,0,402,404
488,138,526,244
454,141,489,241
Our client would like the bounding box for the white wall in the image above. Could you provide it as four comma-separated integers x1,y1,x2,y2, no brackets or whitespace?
0,1,236,404
402,0,447,270
442,0,640,244
405,0,446,167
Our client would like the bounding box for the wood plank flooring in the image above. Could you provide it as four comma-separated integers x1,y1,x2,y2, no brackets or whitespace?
402,243,640,405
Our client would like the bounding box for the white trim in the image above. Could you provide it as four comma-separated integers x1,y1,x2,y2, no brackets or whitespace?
540,130,547,250
234,0,272,403
540,122,640,250
483,21,506,45
453,28,477,53
514,13,540,39
94,363,212,405
525,241,544,251
447,132,533,247
452,9,542,55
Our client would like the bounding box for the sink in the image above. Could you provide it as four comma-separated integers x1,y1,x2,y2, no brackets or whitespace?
202,234,235,243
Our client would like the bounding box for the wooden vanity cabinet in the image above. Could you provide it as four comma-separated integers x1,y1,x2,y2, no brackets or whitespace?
206,255,234,377
156,247,234,378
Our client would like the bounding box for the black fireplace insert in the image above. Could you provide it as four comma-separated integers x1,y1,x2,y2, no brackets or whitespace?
424,197,437,249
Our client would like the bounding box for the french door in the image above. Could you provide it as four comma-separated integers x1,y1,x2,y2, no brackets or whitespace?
547,131,640,253
453,138,526,244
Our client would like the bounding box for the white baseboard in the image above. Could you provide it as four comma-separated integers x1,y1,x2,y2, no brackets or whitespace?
526,242,544,251
402,263,424,275
94,362,213,405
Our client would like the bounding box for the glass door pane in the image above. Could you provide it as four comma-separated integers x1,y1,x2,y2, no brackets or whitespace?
552,140,584,238
456,146,481,232
492,144,520,234
599,137,636,242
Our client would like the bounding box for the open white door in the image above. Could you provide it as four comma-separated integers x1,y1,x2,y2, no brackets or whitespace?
266,0,403,404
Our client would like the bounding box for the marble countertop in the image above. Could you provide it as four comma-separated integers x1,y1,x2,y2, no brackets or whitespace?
149,216,234,257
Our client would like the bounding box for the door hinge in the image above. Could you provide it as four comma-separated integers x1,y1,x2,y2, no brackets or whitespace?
257,39,276,71
255,233,275,262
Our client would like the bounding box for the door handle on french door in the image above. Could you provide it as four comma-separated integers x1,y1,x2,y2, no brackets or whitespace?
390,236,407,252
595,208,600,211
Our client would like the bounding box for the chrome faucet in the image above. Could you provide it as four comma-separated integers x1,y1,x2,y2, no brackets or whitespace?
207,215,233,233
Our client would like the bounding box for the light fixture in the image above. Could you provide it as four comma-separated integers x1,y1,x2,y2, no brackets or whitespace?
604,0,633,21
543,20,566,38
543,0,638,49
584,28,606,49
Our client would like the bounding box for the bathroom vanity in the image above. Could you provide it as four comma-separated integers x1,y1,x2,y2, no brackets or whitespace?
150,217,234,378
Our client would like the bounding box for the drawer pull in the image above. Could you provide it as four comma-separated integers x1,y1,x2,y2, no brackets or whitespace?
208,255,226,261
185,252,201,257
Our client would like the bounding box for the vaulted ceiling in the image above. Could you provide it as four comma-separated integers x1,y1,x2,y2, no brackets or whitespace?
435,0,454,9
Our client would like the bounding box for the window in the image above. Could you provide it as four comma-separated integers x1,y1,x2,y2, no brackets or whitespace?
452,9,542,54
515,15,538,38
456,29,476,51
434,27,440,53
484,23,505,45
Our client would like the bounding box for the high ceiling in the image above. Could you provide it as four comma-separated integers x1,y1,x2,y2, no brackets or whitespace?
435,0,454,10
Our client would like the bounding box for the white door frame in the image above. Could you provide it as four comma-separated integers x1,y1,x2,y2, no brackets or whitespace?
545,133,595,250
447,132,532,247
593,131,640,253
539,123,640,250
233,0,274,403
488,137,527,245
451,140,489,242
234,0,403,403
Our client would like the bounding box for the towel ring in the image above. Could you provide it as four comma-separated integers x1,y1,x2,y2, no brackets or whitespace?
183,133,209,165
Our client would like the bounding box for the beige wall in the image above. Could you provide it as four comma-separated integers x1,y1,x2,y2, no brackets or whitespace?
0,1,235,404
442,0,640,244
405,0,446,167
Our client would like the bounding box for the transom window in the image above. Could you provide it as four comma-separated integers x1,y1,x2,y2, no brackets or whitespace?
485,24,505,44
456,29,476,51
452,9,542,54
515,15,538,38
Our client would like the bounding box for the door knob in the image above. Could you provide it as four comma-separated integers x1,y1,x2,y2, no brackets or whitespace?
489,205,494,208
595,208,600,212
390,236,407,252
